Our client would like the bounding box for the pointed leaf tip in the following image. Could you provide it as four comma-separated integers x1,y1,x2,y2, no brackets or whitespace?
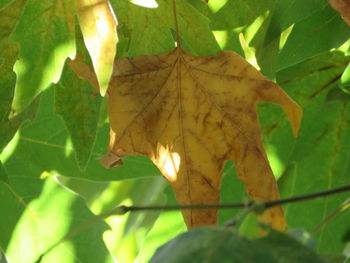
75,0,118,96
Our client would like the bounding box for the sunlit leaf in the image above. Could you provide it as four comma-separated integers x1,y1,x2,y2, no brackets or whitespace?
56,175,168,263
3,176,113,263
129,0,158,8
277,5,350,71
11,0,76,114
136,190,186,263
340,63,350,93
75,0,117,96
0,161,8,183
71,44,302,229
0,0,34,149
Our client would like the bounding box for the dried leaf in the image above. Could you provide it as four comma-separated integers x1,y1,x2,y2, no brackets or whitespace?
328,0,350,25
75,0,118,96
72,47,302,229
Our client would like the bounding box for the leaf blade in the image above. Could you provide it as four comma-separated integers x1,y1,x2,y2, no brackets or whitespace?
75,0,118,96
277,5,350,71
55,65,102,170
11,0,76,113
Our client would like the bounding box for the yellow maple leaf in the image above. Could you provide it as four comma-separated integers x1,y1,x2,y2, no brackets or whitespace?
70,46,302,230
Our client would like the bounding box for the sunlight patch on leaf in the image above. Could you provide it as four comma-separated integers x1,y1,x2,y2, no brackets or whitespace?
266,145,285,179
151,144,180,183
136,210,186,263
239,33,260,70
5,177,111,262
244,11,269,44
129,0,158,8
39,171,52,180
279,25,294,50
0,131,19,163
340,63,350,94
212,30,228,49
0,161,9,183
207,0,228,13
64,137,73,157
56,175,167,263
11,0,76,114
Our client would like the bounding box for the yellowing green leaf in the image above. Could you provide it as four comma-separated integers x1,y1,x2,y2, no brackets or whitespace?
75,0,118,96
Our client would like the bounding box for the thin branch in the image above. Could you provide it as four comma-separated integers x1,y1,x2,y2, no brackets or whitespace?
116,184,350,213
264,184,350,209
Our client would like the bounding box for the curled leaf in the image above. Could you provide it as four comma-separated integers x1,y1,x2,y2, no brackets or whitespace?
75,0,118,95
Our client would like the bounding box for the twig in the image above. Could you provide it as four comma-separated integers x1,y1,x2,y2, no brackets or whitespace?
116,184,350,213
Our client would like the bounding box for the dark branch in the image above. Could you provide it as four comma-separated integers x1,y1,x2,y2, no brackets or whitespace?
114,184,350,214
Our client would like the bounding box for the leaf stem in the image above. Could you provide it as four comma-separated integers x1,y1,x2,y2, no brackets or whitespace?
172,0,181,48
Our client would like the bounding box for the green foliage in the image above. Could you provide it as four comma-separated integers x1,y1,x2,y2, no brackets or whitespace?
112,0,219,57
265,0,329,44
4,177,112,263
56,175,169,263
263,51,350,253
55,66,102,170
1,0,350,262
11,0,76,113
277,5,350,70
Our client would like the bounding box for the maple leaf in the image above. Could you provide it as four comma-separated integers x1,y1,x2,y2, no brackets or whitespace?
71,47,302,229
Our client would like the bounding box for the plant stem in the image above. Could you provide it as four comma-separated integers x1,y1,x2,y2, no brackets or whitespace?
172,0,181,48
